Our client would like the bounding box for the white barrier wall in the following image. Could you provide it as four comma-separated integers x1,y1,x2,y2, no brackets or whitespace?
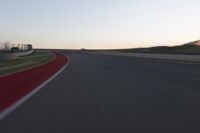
15,50,34,57
0,50,34,60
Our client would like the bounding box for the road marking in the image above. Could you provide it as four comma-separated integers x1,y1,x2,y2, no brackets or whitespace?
139,57,200,66
93,51,200,65
0,57,70,120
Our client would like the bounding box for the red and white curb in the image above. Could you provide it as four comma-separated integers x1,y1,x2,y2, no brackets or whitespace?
0,60,70,120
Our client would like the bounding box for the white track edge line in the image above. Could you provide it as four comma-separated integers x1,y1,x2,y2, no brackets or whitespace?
0,61,69,120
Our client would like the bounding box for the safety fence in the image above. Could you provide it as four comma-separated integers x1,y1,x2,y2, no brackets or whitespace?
0,42,33,60
0,42,32,52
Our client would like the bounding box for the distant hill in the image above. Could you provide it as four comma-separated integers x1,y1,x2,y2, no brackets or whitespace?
183,40,200,46
112,40,200,54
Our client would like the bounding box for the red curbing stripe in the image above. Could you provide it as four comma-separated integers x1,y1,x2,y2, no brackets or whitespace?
0,52,69,113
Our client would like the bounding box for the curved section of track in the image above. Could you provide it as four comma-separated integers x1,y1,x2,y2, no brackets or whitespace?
0,52,69,112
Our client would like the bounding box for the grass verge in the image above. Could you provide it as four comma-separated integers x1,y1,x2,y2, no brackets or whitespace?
0,51,55,77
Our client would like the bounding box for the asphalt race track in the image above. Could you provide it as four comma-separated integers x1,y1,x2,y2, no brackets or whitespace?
1,51,200,133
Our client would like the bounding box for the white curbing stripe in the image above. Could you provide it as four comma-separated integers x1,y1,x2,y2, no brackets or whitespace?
0,60,69,120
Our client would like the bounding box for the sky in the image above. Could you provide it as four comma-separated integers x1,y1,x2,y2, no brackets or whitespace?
0,0,200,49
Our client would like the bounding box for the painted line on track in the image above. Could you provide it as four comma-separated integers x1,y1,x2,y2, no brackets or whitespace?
135,57,200,66
0,57,70,121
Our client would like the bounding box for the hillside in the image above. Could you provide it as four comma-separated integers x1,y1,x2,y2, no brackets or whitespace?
113,40,200,54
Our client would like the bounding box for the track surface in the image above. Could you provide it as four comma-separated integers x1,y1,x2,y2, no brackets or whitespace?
1,51,200,133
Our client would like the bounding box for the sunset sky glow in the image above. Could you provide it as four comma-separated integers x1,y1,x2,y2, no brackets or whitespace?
0,0,200,49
